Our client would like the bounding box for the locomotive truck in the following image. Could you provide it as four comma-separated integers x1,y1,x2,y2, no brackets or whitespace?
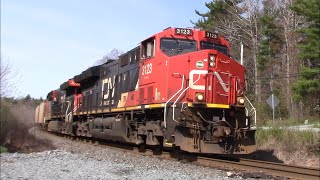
35,27,256,154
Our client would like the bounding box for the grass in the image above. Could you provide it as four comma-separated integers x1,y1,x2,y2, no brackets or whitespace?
312,124,320,128
256,127,320,155
261,117,320,127
0,145,8,153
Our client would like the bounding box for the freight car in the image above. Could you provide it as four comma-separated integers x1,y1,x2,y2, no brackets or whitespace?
35,27,256,154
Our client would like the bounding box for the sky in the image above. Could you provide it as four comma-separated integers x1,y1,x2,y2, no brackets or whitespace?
1,0,210,98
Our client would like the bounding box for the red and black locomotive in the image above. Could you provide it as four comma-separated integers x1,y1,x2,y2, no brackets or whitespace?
35,27,256,154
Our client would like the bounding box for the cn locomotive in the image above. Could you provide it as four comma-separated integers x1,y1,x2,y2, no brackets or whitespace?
35,27,256,154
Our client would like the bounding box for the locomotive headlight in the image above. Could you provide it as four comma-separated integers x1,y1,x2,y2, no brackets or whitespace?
209,54,215,61
196,92,204,101
209,54,216,67
237,97,245,105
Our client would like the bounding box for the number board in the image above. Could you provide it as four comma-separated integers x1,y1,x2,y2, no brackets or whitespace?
175,28,193,36
205,31,217,39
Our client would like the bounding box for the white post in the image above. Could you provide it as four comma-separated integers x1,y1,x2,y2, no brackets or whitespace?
272,94,275,123
240,42,244,65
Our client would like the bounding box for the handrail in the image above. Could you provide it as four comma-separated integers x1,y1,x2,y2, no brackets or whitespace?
64,101,76,123
219,60,230,64
65,101,70,122
172,74,201,122
163,74,185,129
67,111,73,122
245,96,256,126
68,105,78,122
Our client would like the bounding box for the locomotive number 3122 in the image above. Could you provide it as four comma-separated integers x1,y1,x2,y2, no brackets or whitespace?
142,63,152,75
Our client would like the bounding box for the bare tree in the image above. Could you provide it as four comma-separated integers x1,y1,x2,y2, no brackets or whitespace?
94,49,123,66
0,58,13,97
274,0,305,118
195,0,263,102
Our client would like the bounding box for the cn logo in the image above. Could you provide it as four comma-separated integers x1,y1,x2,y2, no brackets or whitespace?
189,70,207,90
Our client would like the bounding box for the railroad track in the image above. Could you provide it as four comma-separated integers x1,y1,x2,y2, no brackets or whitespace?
54,132,319,180
135,150,320,180
195,156,320,180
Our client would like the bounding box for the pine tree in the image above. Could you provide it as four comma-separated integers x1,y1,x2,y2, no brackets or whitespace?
257,13,283,72
194,0,235,31
291,0,320,116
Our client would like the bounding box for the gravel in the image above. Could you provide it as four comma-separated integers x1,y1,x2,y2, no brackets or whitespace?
0,129,256,180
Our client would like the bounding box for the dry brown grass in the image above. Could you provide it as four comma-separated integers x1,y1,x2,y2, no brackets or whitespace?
257,131,320,168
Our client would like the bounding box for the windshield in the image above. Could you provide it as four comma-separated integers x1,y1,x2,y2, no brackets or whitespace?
201,41,229,56
160,38,197,56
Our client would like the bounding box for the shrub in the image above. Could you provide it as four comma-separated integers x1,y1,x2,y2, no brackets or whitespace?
0,146,8,153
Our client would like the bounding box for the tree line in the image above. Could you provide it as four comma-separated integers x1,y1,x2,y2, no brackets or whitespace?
194,0,319,122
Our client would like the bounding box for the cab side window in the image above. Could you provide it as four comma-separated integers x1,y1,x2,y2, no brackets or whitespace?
141,37,155,59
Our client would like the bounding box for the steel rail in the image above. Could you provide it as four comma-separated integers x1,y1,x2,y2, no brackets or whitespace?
195,156,320,180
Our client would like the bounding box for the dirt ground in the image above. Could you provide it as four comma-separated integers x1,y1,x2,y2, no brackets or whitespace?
256,138,320,168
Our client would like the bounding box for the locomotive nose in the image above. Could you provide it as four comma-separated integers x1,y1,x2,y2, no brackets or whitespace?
188,51,245,106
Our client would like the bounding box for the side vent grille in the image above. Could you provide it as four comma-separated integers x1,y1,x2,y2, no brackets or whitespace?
147,86,153,103
139,88,144,104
